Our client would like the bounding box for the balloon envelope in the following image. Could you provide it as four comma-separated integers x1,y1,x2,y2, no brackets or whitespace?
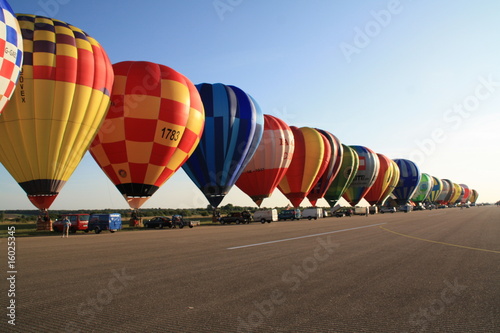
324,144,359,206
427,176,443,203
392,159,421,205
278,127,325,207
89,61,204,209
411,173,432,203
469,189,478,204
0,0,23,114
449,183,462,204
342,145,379,206
236,115,294,206
459,184,471,204
0,15,114,209
436,179,453,204
364,153,392,206
182,83,264,207
378,160,400,206
307,130,342,206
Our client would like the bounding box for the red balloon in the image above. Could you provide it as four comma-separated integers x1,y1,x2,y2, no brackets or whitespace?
236,115,294,206
363,153,393,205
90,61,204,209
307,130,342,206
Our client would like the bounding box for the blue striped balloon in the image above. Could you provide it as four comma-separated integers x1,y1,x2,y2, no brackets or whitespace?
392,159,421,205
182,83,264,207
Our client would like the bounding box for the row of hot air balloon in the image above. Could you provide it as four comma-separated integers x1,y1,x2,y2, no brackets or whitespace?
0,2,479,222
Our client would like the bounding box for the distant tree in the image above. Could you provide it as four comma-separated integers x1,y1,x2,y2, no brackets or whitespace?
223,203,233,211
0,211,3,222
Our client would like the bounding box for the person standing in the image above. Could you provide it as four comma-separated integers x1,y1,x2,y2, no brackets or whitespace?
62,217,71,238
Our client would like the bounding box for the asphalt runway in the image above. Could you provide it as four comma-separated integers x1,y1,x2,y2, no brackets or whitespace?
2,205,499,332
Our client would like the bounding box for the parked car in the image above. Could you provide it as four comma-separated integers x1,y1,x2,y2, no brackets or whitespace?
53,213,90,233
302,207,323,220
144,216,172,229
88,213,122,234
219,211,252,224
379,207,396,214
399,205,413,213
332,207,352,217
278,209,301,221
253,209,277,223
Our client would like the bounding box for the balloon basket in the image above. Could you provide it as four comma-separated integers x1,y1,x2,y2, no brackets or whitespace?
129,218,142,228
36,218,52,231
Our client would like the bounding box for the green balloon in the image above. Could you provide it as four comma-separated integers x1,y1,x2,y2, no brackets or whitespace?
324,144,359,207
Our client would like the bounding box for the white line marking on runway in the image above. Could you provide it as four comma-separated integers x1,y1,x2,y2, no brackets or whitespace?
227,223,387,250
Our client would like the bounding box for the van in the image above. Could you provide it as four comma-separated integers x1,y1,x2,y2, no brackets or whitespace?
302,207,323,220
88,213,122,234
53,214,90,233
353,207,369,215
278,209,301,221
253,209,278,223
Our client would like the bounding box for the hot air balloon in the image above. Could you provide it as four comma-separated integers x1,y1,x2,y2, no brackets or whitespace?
0,15,114,230
342,145,379,206
469,189,478,204
0,0,22,114
449,182,462,205
378,160,400,206
324,144,359,206
182,83,264,208
89,61,204,211
427,176,443,203
364,153,393,206
459,184,471,204
235,115,294,206
436,179,453,205
278,127,325,207
392,159,421,205
411,173,432,204
307,130,342,206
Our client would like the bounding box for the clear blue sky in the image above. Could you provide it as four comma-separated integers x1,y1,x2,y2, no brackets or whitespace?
2,0,499,210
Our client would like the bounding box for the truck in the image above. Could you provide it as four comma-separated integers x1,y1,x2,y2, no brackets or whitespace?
302,207,323,220
53,213,90,233
278,209,301,221
88,213,122,234
253,209,277,223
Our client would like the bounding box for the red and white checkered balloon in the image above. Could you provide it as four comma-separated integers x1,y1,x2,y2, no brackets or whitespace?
0,0,22,115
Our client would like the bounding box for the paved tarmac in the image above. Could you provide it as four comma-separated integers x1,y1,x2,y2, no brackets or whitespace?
2,205,499,332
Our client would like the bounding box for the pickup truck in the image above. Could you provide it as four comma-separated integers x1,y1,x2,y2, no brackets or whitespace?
219,211,252,224
171,215,194,228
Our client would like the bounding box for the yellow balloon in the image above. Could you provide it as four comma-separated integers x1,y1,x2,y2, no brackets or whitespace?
0,15,114,210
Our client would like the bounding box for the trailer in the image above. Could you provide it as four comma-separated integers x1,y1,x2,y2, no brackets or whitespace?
88,213,122,234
